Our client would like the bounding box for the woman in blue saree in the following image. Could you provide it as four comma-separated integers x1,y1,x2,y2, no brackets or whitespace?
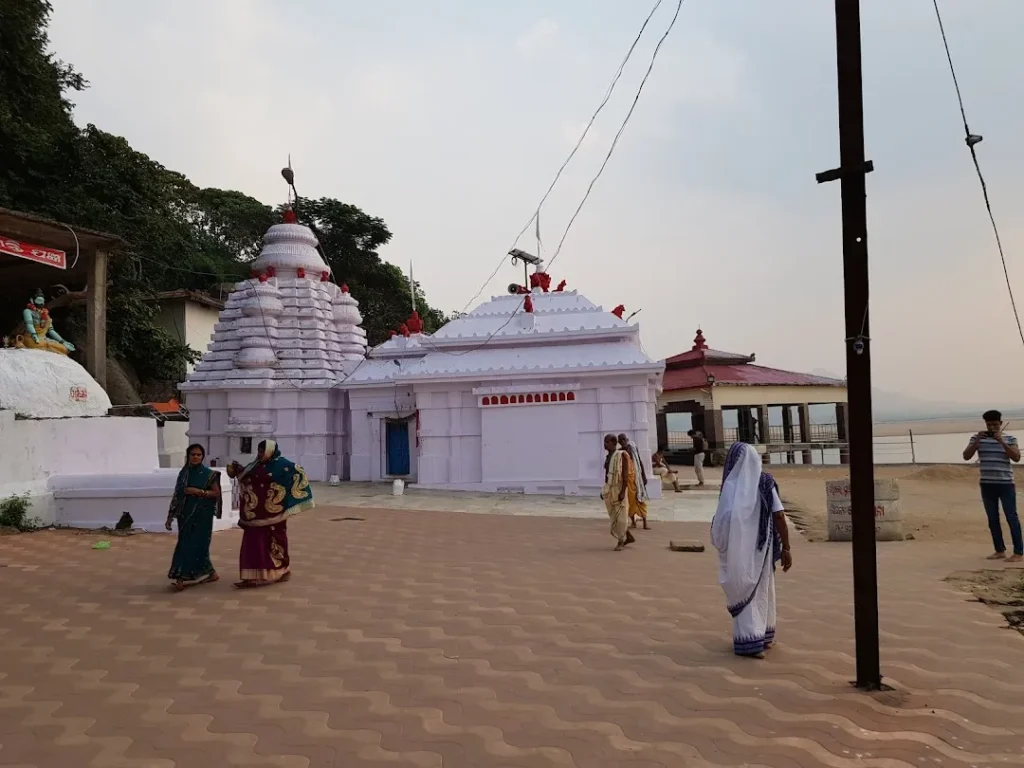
226,439,314,589
165,443,222,591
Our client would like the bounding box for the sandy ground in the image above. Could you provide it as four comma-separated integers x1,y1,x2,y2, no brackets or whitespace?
763,462,1023,546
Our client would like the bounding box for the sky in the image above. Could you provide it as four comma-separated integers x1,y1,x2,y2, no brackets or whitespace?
47,0,1024,405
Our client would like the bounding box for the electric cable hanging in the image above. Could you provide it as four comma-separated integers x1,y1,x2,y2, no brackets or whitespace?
932,0,1024,348
422,0,685,359
545,0,684,275
459,0,666,313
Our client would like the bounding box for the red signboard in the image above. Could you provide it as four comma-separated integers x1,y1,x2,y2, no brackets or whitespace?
0,236,67,270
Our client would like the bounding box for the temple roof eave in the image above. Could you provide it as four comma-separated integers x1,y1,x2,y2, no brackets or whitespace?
344,359,665,389
368,325,641,361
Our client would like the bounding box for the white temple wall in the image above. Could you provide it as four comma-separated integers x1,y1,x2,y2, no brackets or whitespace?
348,386,418,482
184,385,347,481
403,373,660,497
415,385,482,487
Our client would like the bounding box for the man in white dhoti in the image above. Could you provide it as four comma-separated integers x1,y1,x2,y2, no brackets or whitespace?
710,443,793,658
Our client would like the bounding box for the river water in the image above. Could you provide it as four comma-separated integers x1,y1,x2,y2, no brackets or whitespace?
778,431,978,466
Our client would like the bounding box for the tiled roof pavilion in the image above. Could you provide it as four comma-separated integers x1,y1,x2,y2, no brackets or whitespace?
658,330,849,462
662,329,846,392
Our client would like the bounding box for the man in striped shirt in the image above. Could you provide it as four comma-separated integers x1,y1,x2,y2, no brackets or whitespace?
963,410,1023,562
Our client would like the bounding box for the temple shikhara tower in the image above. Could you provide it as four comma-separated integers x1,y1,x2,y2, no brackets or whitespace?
180,209,367,480
183,214,664,495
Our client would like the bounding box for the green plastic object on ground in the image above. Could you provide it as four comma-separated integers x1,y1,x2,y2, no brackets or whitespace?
92,540,111,550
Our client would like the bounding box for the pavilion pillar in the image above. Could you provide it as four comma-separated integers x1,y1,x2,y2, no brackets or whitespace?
756,404,771,464
781,405,796,464
798,402,813,464
85,249,108,390
703,408,725,465
836,402,850,465
656,411,668,452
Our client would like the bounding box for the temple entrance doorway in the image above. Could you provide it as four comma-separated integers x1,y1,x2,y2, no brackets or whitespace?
384,418,412,476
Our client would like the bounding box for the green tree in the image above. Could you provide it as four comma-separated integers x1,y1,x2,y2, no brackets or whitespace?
1,0,450,388
294,197,446,344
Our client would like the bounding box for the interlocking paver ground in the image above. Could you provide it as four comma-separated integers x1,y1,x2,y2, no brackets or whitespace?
2,502,1023,767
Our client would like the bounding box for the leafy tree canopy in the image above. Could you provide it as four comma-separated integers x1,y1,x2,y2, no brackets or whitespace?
0,0,447,386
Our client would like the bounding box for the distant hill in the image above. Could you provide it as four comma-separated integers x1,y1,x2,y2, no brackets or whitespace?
810,369,1023,422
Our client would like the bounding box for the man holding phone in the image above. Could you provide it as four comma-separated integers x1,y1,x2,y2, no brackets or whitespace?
963,409,1023,562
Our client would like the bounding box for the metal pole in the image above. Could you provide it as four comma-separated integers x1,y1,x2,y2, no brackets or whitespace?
817,0,882,690
909,429,916,464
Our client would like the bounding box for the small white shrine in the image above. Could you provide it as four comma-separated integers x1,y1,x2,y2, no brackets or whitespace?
179,209,367,480
0,348,236,532
182,211,665,496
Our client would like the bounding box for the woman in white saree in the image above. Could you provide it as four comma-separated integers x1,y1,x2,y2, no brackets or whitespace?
710,442,793,658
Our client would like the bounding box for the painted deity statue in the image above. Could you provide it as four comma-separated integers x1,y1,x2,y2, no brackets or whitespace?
11,290,75,355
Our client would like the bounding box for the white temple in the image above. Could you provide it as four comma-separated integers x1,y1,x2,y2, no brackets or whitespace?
182,210,666,497
180,209,367,480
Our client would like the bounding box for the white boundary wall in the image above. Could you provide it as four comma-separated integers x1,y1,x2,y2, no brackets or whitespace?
0,410,160,526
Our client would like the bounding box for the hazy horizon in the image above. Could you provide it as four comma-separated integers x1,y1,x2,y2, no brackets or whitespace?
46,0,1024,404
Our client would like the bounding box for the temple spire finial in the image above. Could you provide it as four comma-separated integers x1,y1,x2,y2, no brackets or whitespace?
693,328,707,351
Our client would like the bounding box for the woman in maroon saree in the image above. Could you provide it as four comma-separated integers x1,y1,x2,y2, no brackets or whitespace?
226,439,314,588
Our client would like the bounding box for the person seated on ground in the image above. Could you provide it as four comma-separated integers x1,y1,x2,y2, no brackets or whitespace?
652,451,682,492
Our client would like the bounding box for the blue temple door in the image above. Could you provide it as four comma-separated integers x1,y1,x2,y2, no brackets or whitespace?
385,419,411,476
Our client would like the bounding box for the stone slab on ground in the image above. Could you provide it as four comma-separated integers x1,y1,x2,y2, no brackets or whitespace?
1,505,1022,766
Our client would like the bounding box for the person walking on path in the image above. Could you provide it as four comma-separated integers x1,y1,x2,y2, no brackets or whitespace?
602,434,635,551
688,429,706,486
165,443,222,592
618,434,650,529
963,410,1023,562
227,439,315,588
711,442,793,658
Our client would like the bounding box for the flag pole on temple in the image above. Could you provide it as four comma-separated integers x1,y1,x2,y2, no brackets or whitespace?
409,261,416,313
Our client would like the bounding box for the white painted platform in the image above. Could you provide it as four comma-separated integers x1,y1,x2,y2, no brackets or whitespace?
50,469,238,533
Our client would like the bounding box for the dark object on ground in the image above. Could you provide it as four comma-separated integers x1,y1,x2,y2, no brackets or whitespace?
669,540,705,552
115,512,134,531
330,517,366,522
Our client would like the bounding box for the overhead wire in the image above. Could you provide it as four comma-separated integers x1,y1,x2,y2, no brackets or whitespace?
459,0,667,313
545,0,684,275
931,0,1024,348
420,0,684,360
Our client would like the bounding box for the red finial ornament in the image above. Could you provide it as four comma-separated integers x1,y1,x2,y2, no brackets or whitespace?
340,283,349,293
529,271,552,292
282,207,297,224
611,304,625,319
266,265,276,278
399,323,410,337
258,273,268,283
524,295,534,313
555,279,566,292
406,310,423,334
692,328,707,350
250,268,259,279
296,267,305,279
321,271,330,282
